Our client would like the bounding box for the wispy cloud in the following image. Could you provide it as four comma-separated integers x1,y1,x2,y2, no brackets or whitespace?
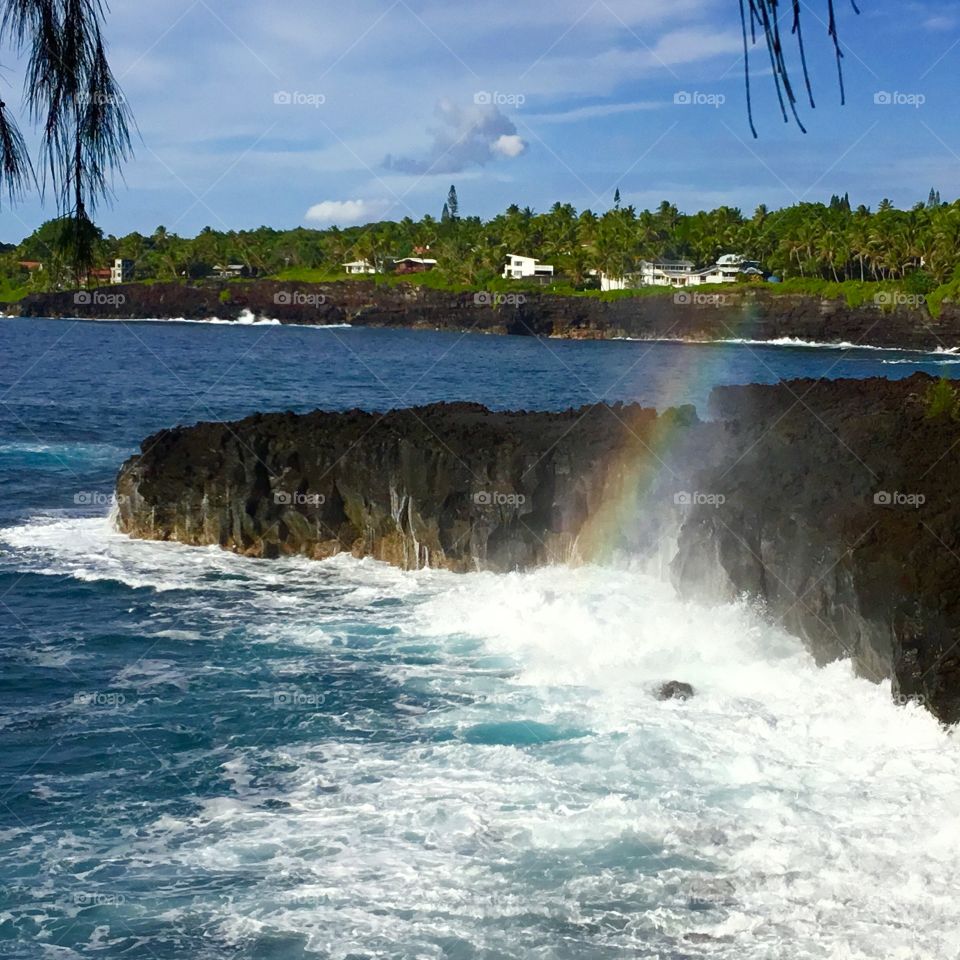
924,15,958,31
528,100,663,124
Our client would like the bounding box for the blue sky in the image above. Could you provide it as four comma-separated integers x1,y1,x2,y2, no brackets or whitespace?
2,0,959,241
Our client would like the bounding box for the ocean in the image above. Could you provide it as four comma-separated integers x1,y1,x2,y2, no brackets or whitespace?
1,317,959,959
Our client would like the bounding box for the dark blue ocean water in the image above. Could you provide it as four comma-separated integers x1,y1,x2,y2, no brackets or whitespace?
1,318,958,959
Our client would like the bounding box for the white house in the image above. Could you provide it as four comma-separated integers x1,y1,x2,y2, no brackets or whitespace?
502,254,555,280
599,259,694,290
110,258,134,284
342,259,377,275
697,253,762,284
599,254,762,291
640,259,698,287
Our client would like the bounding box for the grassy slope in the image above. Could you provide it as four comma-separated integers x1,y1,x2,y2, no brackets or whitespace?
269,267,748,302
269,269,960,312
0,279,30,303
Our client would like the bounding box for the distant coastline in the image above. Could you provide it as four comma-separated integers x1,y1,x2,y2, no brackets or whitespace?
6,278,960,353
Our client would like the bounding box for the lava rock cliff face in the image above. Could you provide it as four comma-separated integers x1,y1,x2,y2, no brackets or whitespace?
115,374,960,723
672,374,960,724
116,402,710,573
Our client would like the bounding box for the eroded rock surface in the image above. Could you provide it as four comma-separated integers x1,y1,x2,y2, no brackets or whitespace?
116,402,710,573
116,374,960,723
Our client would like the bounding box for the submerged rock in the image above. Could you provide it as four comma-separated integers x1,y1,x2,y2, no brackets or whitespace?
657,681,695,701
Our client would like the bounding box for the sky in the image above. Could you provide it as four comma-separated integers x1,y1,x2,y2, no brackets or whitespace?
1,0,959,241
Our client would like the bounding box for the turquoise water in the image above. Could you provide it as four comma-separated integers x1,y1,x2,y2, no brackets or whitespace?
1,318,959,959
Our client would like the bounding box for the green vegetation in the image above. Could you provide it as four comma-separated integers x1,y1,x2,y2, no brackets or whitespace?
4,192,960,315
0,0,132,279
0,278,29,303
767,278,907,309
926,267,960,319
925,377,960,419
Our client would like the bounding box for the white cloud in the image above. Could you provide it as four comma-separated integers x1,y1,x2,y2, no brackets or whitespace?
304,198,391,224
492,134,526,158
384,99,527,174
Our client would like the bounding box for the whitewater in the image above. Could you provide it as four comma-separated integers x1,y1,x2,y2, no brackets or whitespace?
2,515,958,959
4,320,960,958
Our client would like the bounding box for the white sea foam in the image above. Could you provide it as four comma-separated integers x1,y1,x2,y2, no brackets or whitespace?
882,357,960,366
35,308,352,328
620,335,959,356
2,516,959,957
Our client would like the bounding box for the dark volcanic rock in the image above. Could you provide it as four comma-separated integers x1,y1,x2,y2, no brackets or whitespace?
14,279,960,351
671,373,960,724
657,681,695,700
116,402,712,573
115,373,960,724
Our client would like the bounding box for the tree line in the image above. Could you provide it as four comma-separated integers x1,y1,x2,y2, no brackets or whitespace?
3,191,958,296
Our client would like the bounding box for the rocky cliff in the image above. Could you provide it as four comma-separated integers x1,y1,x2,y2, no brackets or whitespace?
15,279,960,350
672,373,960,725
115,402,712,573
115,373,960,724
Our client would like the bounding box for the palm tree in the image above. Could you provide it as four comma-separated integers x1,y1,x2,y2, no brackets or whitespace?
1,0,133,279
740,1,857,137
848,214,871,282
929,207,960,283
542,202,578,263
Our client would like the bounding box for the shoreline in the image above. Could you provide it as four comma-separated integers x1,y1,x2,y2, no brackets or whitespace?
7,278,960,352
9,309,960,360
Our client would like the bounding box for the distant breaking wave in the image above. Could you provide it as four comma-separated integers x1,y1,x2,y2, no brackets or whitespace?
618,334,960,356
24,308,352,329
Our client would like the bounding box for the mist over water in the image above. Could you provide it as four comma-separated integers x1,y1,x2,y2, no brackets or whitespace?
2,320,959,958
